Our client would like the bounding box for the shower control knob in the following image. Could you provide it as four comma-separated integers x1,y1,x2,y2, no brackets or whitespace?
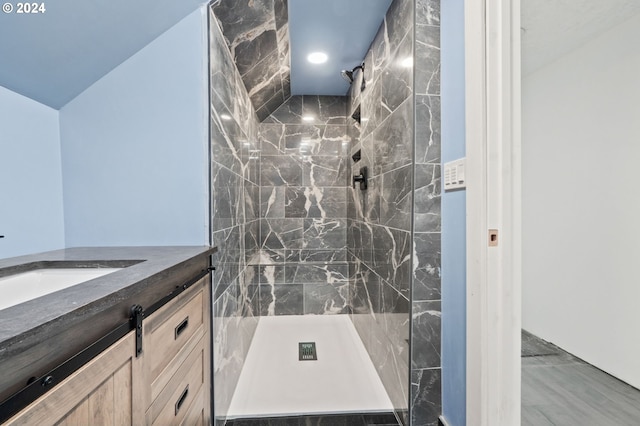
353,166,368,190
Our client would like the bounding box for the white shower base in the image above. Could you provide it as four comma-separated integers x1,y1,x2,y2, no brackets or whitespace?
227,314,393,419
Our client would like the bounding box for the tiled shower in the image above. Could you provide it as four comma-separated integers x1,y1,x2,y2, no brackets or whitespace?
210,0,441,424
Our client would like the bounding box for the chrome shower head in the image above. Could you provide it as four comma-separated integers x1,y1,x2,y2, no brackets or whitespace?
341,69,354,83
341,63,366,91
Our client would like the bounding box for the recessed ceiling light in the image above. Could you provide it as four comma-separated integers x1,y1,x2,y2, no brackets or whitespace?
401,57,413,68
220,114,232,121
302,115,315,122
307,52,328,64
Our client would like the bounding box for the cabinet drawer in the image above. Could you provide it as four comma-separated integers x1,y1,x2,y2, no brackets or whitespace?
145,283,204,384
180,386,205,426
148,336,205,426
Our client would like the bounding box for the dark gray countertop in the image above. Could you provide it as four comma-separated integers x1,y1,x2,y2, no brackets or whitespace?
0,246,216,401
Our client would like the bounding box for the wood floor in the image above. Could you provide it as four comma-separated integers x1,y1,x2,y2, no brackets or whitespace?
522,330,640,425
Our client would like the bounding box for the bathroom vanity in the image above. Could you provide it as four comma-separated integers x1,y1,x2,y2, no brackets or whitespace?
0,246,215,425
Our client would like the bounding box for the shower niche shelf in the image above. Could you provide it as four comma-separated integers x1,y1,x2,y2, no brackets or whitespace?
351,104,361,125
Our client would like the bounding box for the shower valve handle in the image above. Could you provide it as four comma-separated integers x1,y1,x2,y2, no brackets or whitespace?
353,166,368,190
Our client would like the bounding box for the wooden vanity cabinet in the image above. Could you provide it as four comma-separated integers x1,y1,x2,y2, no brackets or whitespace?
140,275,211,425
4,329,141,425
4,275,211,426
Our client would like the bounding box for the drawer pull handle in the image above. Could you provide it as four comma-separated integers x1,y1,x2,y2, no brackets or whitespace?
175,385,189,415
174,317,189,339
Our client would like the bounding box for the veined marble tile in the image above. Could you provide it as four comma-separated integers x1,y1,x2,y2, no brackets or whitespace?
303,156,347,187
239,279,261,318
369,18,389,90
368,315,409,414
415,25,441,96
283,124,322,152
244,219,261,262
259,123,286,154
350,220,376,264
417,0,440,26
370,226,412,297
214,284,258,421
412,301,441,369
372,98,413,175
260,154,303,186
413,232,441,300
381,32,413,114
211,163,244,230
260,186,286,218
258,283,304,315
351,264,382,317
359,172,382,223
212,226,244,287
273,0,288,30
210,99,244,177
213,285,239,419
285,248,347,263
209,9,259,130
380,165,413,230
415,95,441,164
411,368,441,426
304,283,351,315
385,0,413,58
211,0,274,56
302,218,347,250
258,264,286,284
235,29,278,77
256,92,285,122
380,280,410,317
414,164,441,233
284,263,349,285
244,181,260,221
262,96,303,124
363,76,390,139
302,96,348,125
260,218,304,251
243,51,283,109
284,186,347,219
211,0,291,120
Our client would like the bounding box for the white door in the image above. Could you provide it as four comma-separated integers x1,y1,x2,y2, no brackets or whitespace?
464,0,522,424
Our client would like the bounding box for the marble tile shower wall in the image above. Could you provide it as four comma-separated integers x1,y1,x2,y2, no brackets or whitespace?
410,1,442,424
348,0,442,424
210,0,291,121
252,95,351,316
346,0,414,422
209,8,261,424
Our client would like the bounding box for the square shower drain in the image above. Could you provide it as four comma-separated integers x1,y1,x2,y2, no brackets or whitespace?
299,342,317,361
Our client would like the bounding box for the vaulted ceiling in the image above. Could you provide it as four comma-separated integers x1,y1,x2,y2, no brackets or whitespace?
2,0,638,110
0,0,205,108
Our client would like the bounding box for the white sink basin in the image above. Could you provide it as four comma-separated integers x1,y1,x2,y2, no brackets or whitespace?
0,268,121,311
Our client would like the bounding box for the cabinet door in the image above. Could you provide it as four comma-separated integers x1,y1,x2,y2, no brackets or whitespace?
5,331,141,426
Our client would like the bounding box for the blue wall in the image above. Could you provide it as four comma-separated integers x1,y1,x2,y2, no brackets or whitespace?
59,8,209,247
441,0,466,424
0,86,65,258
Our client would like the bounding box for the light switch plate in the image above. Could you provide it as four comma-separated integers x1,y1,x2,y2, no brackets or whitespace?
444,158,466,191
